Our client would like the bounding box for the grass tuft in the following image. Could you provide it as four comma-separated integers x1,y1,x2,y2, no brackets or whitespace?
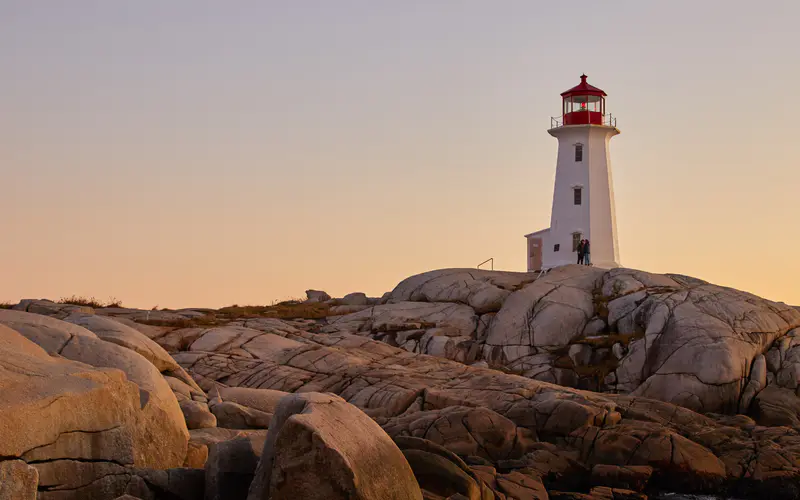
0,301,15,309
58,295,123,308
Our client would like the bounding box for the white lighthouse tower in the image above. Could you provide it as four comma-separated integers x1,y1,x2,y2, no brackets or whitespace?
525,74,621,271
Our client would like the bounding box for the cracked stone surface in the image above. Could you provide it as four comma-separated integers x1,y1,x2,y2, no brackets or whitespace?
246,392,423,500
12,299,94,319
486,266,603,353
388,268,539,314
4,264,800,499
167,317,800,497
64,313,181,373
323,301,478,339
379,405,538,462
0,325,186,498
320,266,800,422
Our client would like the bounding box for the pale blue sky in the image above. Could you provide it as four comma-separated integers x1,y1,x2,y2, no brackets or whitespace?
2,1,799,307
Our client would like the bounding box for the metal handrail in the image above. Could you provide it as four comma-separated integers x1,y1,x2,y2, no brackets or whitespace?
477,258,493,271
550,113,618,129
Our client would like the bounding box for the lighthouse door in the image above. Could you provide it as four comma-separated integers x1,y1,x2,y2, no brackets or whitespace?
528,238,543,272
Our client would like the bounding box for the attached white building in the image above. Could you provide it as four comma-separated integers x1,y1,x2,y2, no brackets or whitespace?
525,74,621,271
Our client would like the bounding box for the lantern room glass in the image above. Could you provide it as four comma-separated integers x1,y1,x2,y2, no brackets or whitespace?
563,95,605,116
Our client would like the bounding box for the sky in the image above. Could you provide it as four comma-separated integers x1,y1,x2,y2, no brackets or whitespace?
2,1,799,309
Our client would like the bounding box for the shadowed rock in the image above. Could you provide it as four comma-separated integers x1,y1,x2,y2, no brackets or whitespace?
0,460,38,500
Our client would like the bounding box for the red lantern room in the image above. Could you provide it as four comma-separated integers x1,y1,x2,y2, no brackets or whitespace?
561,74,606,126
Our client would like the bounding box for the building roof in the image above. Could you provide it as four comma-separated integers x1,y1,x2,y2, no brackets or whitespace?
561,74,607,97
524,227,551,238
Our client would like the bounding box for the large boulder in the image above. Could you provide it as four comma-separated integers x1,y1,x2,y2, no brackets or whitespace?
247,392,422,500
180,400,217,429
612,275,800,414
486,266,603,357
205,433,266,500
305,290,331,303
58,335,189,467
751,385,800,427
340,292,369,306
392,436,504,500
12,299,94,319
64,313,181,372
217,387,288,415
389,268,539,314
211,401,272,429
0,312,189,469
380,406,537,462
0,309,95,352
0,325,181,497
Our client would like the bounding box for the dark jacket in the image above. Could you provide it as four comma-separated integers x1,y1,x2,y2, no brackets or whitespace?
577,242,585,255
583,241,590,253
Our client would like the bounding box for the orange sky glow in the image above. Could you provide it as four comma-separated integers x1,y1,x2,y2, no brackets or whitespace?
2,2,799,308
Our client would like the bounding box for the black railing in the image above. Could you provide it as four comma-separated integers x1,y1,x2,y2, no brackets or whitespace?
477,258,493,271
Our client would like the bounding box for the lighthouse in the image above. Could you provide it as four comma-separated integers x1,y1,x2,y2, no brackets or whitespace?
525,74,621,271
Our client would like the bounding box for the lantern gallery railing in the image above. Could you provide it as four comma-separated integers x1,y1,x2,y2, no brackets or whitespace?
550,113,617,129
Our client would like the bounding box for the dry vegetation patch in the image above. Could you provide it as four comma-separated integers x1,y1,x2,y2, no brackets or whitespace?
59,295,123,308
218,300,331,320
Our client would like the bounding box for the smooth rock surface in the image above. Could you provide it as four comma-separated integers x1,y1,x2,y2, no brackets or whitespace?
247,392,422,500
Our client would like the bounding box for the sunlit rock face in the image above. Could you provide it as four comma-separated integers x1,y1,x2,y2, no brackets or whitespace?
324,265,800,418
2,264,800,499
168,310,799,499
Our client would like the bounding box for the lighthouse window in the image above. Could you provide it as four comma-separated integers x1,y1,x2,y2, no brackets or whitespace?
573,187,582,205
554,244,560,252
575,144,583,162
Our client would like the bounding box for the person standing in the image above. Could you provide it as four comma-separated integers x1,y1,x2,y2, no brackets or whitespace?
583,239,591,266
576,239,585,265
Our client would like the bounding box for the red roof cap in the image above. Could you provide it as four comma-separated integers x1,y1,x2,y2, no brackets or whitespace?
561,74,607,97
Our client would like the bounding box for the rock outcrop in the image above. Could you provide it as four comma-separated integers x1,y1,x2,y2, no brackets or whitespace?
323,266,800,421
0,310,189,469
173,319,800,498
0,325,183,498
0,310,194,499
305,290,331,303
4,264,800,500
247,392,422,500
